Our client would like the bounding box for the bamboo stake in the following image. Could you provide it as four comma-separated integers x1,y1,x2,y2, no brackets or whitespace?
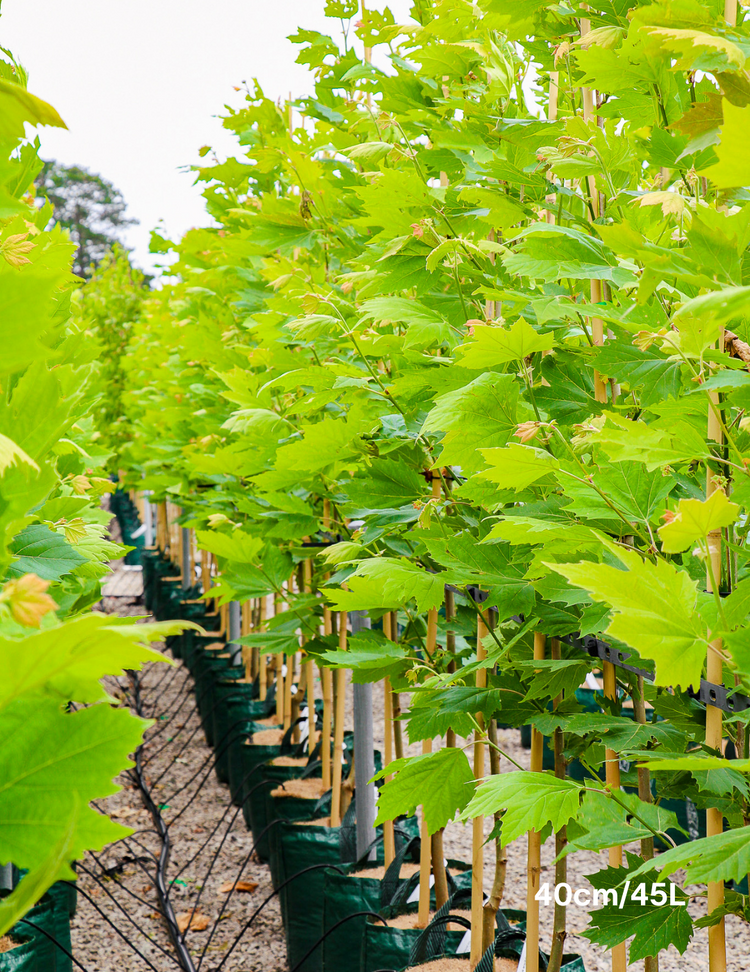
322,498,334,791
274,593,285,726
382,610,396,868
526,631,546,972
330,611,348,827
322,609,334,790
416,605,440,927
470,612,488,968
633,677,656,972
417,735,433,928
241,600,252,681
259,596,268,701
284,649,294,734
200,549,211,599
548,639,568,972
483,718,507,949
303,558,317,756
276,651,284,722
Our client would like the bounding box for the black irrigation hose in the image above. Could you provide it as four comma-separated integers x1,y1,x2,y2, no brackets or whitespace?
83,852,156,909
71,884,165,972
288,911,389,972
75,863,181,966
16,917,90,972
160,722,258,822
140,675,205,752
169,801,243,888
195,815,287,968
211,863,347,972
130,669,197,972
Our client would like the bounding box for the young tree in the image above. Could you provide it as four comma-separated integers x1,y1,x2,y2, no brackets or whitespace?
37,160,136,276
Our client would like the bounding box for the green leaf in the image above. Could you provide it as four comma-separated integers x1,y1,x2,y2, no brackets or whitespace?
630,825,750,886
0,434,38,475
477,443,558,491
518,659,591,701
0,807,79,937
373,747,475,834
593,412,711,470
701,99,750,187
195,529,264,563
566,791,684,858
407,687,507,744
658,490,739,553
502,223,623,283
0,700,144,872
461,771,582,844
7,523,87,581
422,373,520,473
0,614,183,708
0,79,67,139
593,341,682,406
420,532,535,621
584,856,692,961
457,318,554,368
341,458,426,511
551,543,707,689
323,558,444,613
534,350,600,423
321,629,408,683
564,460,673,527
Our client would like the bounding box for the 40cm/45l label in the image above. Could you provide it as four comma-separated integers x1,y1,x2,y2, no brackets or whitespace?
535,882,686,908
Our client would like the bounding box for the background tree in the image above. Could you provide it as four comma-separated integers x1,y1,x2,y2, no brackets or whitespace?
37,160,137,276
78,246,150,468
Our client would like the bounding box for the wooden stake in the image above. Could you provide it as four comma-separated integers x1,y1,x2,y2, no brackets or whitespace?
417,735,433,928
470,612,488,968
416,606,440,928
382,611,396,868
284,650,294,734
303,558,317,756
321,498,334,790
322,609,334,790
259,596,268,701
330,611,348,827
526,632,546,972
241,601,252,681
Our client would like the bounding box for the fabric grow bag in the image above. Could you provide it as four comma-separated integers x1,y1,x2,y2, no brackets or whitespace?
322,844,472,972
0,937,38,971
270,800,418,972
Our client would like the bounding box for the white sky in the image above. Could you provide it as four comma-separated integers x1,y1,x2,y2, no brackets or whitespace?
1,0,411,272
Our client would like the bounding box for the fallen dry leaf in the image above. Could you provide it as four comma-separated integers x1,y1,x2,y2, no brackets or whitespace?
109,807,144,820
217,880,258,895
176,911,211,933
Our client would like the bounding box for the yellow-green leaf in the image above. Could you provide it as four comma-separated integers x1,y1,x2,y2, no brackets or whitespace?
658,490,739,554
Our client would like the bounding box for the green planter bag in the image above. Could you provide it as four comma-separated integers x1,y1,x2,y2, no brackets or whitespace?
270,796,417,972
322,835,471,972
0,938,38,971
359,887,523,972
213,693,276,785
44,883,72,972
247,753,323,861
11,896,59,972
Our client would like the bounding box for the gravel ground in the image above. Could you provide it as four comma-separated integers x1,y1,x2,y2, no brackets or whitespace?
71,531,749,970
71,633,286,972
